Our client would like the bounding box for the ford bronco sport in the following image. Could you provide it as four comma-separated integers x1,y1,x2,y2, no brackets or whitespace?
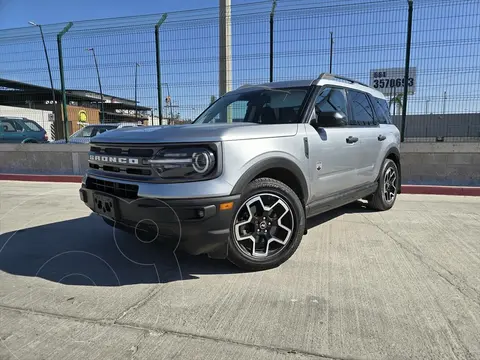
79,73,401,271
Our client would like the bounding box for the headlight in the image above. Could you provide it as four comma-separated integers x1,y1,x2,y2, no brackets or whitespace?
148,146,218,180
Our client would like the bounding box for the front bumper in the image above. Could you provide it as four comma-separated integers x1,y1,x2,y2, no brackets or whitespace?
79,184,240,257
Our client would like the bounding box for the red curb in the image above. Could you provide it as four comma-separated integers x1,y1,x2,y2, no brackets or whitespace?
0,174,83,183
402,185,480,196
1,174,480,196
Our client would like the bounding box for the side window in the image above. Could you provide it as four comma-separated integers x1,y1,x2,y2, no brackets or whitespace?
347,90,376,126
1,119,20,132
313,87,348,127
315,87,348,116
369,95,392,124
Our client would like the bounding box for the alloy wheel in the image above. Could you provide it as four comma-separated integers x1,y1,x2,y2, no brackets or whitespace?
233,193,294,258
383,166,397,203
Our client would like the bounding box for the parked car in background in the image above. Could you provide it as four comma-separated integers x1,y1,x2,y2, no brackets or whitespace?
0,117,49,143
52,123,141,144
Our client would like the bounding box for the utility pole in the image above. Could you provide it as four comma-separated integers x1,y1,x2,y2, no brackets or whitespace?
164,83,178,125
155,13,168,126
86,48,105,123
57,22,73,142
29,21,57,122
87,48,105,124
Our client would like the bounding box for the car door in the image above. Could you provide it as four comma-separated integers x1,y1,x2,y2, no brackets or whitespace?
346,89,380,185
304,86,360,201
368,94,398,180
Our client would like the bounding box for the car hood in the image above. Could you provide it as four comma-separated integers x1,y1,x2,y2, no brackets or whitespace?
90,123,299,144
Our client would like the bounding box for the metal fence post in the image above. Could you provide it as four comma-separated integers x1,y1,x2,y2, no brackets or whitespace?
329,31,334,73
57,22,73,142
269,0,277,82
135,62,140,120
155,13,168,126
401,0,413,142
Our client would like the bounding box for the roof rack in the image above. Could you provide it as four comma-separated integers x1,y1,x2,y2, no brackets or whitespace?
317,72,370,88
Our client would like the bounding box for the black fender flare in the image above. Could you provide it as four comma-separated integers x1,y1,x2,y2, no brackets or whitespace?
230,156,309,203
383,146,402,194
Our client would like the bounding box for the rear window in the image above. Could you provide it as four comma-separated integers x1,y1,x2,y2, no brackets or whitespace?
21,119,42,132
370,95,392,124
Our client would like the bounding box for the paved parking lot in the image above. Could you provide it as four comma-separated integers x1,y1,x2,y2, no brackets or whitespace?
0,181,479,360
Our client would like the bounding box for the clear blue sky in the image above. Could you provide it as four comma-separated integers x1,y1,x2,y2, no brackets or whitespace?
0,0,479,121
0,0,223,28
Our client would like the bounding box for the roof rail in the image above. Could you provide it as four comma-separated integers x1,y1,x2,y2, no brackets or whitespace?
237,83,256,89
317,72,370,88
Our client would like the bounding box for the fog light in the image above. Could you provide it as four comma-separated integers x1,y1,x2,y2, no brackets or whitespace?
79,189,88,202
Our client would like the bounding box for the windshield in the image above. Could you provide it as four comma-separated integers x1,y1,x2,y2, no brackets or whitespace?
71,125,116,138
193,86,310,124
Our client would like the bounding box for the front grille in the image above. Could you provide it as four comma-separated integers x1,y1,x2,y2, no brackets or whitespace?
90,145,154,158
88,144,156,178
104,147,123,156
89,162,152,176
128,148,154,157
86,177,138,199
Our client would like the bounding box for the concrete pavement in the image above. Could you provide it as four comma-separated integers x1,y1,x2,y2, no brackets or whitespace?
0,181,479,360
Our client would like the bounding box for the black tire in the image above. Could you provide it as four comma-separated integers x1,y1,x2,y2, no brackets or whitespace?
368,158,399,211
227,177,306,271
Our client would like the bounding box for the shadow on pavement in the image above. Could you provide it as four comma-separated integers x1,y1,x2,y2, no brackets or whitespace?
0,213,240,286
0,201,371,287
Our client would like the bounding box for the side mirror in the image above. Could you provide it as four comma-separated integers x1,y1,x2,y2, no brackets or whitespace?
316,111,348,128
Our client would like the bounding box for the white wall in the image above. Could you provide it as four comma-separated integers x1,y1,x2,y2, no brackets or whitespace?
1,142,479,186
0,105,54,141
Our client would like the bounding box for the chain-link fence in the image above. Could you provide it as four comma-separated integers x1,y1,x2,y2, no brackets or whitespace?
0,0,478,141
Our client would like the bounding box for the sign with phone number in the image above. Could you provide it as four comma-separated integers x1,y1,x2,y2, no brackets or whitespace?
369,67,416,95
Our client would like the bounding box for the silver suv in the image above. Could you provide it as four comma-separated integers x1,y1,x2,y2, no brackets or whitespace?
79,73,401,271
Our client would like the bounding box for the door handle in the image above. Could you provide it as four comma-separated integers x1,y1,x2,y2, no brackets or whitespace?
378,134,387,141
346,136,358,144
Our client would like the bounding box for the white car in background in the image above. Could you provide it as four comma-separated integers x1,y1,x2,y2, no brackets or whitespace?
52,123,142,144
